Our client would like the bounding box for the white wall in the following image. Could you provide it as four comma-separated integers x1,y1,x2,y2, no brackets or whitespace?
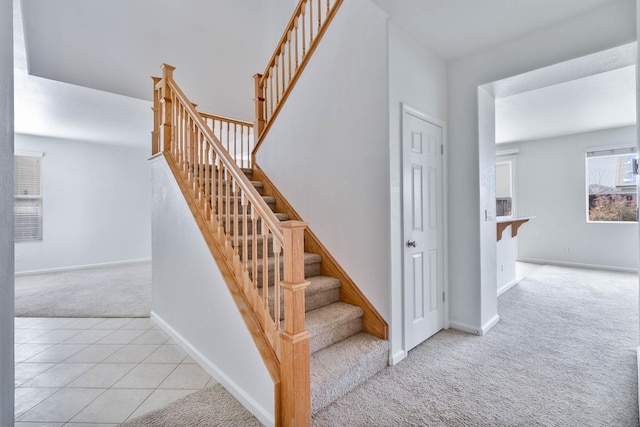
150,156,274,426
388,24,448,362
448,0,636,334
14,134,151,274
0,0,14,423
257,1,391,322
499,126,638,271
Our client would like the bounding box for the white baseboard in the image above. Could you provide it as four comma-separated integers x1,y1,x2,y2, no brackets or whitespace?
497,278,519,297
448,320,481,336
449,315,500,336
481,314,500,336
637,346,640,418
517,258,638,274
15,258,151,276
390,350,406,366
150,311,274,427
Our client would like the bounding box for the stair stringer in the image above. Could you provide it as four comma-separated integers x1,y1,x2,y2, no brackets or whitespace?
252,164,388,340
150,153,280,426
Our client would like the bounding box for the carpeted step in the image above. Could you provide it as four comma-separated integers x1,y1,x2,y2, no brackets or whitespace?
222,212,290,235
310,332,389,414
250,252,322,286
265,275,342,319
306,302,364,354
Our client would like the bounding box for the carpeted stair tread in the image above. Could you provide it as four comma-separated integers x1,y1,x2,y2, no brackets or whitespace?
310,332,389,414
267,275,342,318
249,252,322,286
306,302,364,353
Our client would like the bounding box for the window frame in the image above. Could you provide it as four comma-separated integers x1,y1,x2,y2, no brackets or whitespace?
585,145,637,224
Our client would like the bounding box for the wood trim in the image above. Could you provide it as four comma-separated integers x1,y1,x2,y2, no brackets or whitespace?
251,0,344,158
252,164,388,340
199,112,253,127
162,153,282,386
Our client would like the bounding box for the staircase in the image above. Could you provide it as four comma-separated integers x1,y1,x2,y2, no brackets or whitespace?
236,168,389,414
151,0,389,424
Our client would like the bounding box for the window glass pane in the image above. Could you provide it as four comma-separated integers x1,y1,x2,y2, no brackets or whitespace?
587,152,637,222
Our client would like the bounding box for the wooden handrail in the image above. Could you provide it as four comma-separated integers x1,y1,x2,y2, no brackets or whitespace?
252,0,344,158
152,64,310,426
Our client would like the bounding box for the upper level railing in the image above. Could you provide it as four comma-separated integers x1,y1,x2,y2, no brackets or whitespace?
252,0,343,152
200,112,253,169
152,64,311,425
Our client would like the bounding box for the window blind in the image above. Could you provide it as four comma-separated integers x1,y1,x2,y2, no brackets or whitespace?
14,155,43,242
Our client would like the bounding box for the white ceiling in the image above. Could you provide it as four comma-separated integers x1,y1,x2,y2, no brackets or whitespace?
371,0,623,62
15,0,638,148
20,0,294,120
495,65,636,144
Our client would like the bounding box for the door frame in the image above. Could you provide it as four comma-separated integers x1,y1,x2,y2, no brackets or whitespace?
400,103,449,356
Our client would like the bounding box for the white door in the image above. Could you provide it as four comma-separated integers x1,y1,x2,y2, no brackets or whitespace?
402,107,444,351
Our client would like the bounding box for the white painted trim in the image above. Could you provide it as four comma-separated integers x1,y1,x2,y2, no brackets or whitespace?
497,278,519,297
480,314,500,336
517,257,638,274
151,311,274,427
448,320,481,336
496,148,520,156
14,258,152,276
390,350,406,366
400,103,449,351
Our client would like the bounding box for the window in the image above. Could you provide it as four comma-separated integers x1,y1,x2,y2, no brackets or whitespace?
14,154,43,241
496,158,516,217
586,147,637,223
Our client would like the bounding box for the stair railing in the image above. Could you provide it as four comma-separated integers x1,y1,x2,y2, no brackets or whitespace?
200,112,254,169
252,0,343,154
152,64,311,426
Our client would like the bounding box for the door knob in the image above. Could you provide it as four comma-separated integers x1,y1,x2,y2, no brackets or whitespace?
406,240,416,248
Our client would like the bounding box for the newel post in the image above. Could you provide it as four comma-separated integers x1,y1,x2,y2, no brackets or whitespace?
161,64,176,154
151,77,162,155
279,221,311,426
253,73,266,137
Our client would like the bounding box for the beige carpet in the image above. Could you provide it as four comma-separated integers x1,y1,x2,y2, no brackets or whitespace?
15,262,151,317
122,265,639,426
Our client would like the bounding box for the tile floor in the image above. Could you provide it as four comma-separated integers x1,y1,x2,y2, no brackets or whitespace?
14,317,215,426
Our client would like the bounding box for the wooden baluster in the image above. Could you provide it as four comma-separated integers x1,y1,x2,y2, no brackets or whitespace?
294,20,299,70
309,0,314,43
198,131,204,206
288,31,292,82
281,49,286,98
275,57,280,104
217,160,224,237
241,193,249,272
253,74,266,137
226,121,231,158
233,123,237,165
273,239,281,328
204,140,210,217
269,75,274,122
225,167,231,248
233,182,239,252
180,105,189,174
302,7,307,56
151,77,161,155
240,125,246,169
279,221,311,426
317,0,321,30
210,150,217,226
251,205,259,298
262,223,269,321
326,0,330,14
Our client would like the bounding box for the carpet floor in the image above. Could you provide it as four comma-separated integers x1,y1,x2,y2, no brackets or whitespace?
123,264,639,426
15,262,151,317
